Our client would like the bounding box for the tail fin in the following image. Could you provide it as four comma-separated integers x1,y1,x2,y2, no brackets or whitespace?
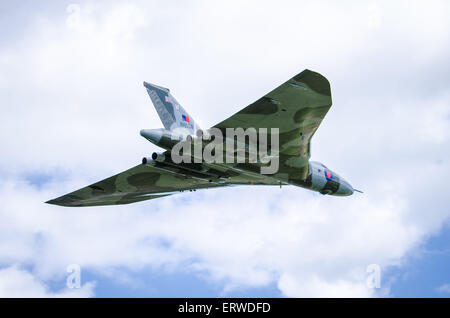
143,81,199,135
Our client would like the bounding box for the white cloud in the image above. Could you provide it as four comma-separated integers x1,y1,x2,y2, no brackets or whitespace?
0,0,449,297
436,283,450,294
278,274,372,298
0,266,95,298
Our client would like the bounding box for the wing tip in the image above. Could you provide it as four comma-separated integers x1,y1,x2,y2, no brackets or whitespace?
293,69,331,96
45,200,70,207
45,196,80,207
143,81,170,92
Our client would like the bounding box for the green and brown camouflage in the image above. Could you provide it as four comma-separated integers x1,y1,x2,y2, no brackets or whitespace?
47,69,357,207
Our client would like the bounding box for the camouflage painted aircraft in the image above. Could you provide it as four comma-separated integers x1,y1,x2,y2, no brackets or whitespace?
47,69,360,207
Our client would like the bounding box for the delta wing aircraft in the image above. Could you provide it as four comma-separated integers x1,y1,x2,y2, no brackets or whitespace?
47,69,360,207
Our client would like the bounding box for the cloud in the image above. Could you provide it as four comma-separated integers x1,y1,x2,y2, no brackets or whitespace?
0,0,449,297
278,274,372,298
0,266,95,298
436,283,450,294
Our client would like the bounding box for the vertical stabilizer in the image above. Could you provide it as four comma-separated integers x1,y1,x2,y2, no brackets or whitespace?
143,82,199,136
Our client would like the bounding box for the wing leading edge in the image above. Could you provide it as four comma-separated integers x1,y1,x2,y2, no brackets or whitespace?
213,69,332,180
46,162,225,207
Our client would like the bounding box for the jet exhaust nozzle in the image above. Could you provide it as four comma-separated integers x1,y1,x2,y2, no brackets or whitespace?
140,129,163,144
151,152,166,162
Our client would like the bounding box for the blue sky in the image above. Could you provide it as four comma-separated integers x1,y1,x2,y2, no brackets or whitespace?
387,223,450,297
0,0,449,297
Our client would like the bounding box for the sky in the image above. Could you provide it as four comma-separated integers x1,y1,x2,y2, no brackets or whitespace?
0,0,449,297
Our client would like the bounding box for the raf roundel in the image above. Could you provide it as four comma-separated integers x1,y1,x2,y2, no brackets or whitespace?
324,169,333,181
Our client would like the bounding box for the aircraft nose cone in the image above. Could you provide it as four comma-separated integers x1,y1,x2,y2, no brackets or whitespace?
336,180,354,196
